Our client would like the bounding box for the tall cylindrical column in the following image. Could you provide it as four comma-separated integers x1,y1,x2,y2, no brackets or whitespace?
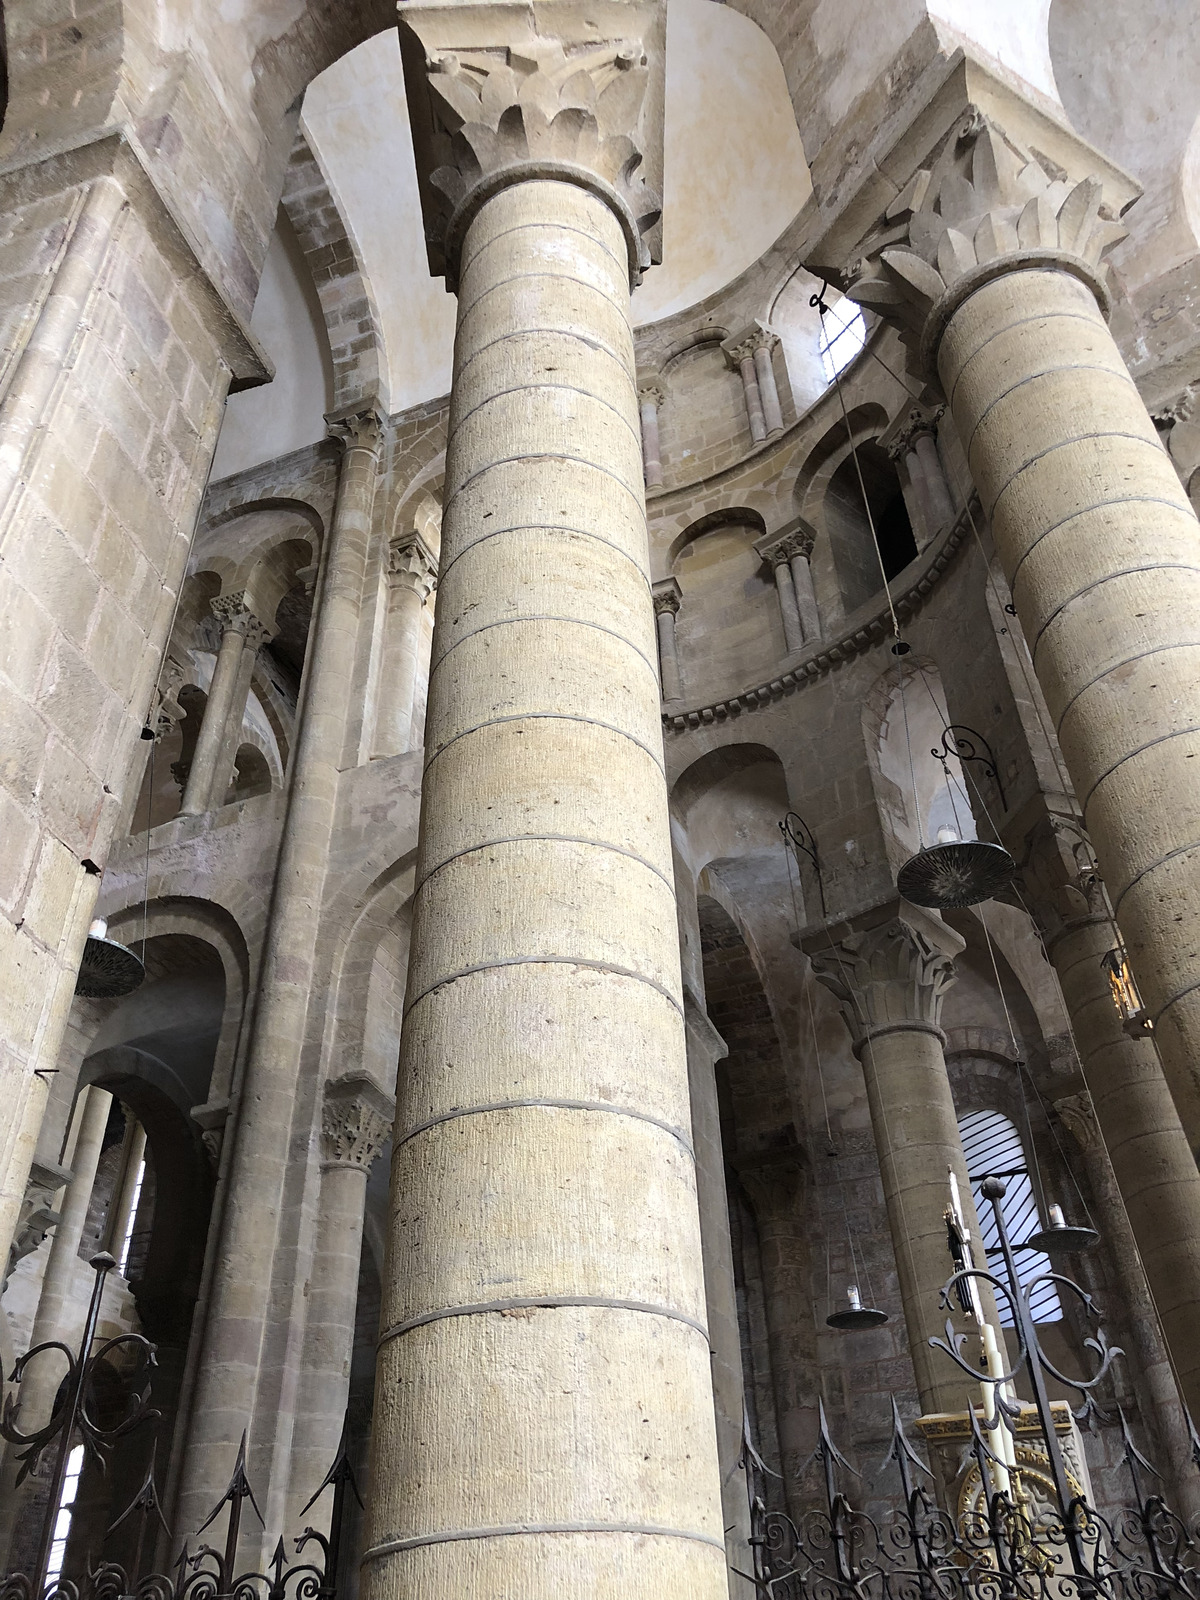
938,268,1200,1154
788,540,820,644
173,407,383,1537
179,595,263,817
653,580,683,701
0,1086,112,1558
373,534,436,759
769,554,803,653
1054,1090,1199,1514
1023,815,1200,1414
752,332,784,438
812,919,993,1415
639,380,665,491
286,1077,391,1531
362,176,724,1597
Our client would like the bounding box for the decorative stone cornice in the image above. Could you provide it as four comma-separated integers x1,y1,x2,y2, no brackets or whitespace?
845,113,1130,375
320,1072,395,1172
664,499,971,733
652,575,681,616
809,915,959,1053
387,532,438,600
398,0,665,289
1054,1091,1100,1153
210,591,271,649
326,405,385,456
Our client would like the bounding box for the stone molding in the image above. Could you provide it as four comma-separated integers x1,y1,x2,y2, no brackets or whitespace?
397,0,665,288
809,916,958,1052
651,575,681,616
664,499,971,732
320,1072,395,1172
210,591,271,649
387,532,438,600
841,112,1130,376
326,404,385,456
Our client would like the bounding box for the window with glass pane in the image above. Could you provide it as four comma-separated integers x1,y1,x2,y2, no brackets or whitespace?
958,1108,1062,1325
45,1443,86,1583
819,296,867,381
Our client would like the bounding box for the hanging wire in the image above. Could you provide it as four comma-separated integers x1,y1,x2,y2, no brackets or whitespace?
141,734,156,960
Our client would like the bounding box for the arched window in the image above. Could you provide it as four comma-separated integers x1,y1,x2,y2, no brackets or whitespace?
958,1108,1062,1326
818,294,867,381
825,441,917,612
227,743,272,804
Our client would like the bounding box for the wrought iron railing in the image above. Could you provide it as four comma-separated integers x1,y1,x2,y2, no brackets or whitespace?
743,1176,1200,1599
0,1253,360,1600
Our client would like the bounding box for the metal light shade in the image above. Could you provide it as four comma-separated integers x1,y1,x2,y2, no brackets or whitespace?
826,1285,888,1330
897,839,1016,909
1022,1204,1099,1255
75,920,145,999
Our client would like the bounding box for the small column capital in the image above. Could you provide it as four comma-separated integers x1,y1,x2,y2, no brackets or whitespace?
808,89,1139,378
652,575,681,616
398,0,665,290
387,532,438,600
1019,809,1108,946
809,914,960,1052
882,404,944,460
637,376,666,408
721,331,758,370
320,1072,395,1171
731,1143,806,1211
760,528,815,567
210,591,272,649
1054,1091,1101,1153
326,404,386,455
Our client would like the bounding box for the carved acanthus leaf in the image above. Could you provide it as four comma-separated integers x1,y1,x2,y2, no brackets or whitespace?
810,918,957,1044
845,115,1129,372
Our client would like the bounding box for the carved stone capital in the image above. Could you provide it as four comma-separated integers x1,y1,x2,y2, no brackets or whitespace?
810,916,958,1051
1019,810,1109,946
398,0,665,289
809,87,1139,378
326,405,385,455
732,1143,807,1215
5,1160,69,1282
883,404,944,460
764,530,814,567
210,591,271,649
651,575,681,616
387,532,438,600
637,377,666,408
1054,1091,1100,1153
321,1072,395,1171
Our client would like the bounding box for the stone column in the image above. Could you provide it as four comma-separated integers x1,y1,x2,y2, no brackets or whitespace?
178,593,269,816
0,1086,113,1556
373,532,437,758
750,330,784,438
732,1150,815,1521
286,1074,392,1531
884,407,951,550
653,577,683,701
683,994,754,1597
1053,1089,1199,1515
763,542,803,653
1022,812,1200,1414
173,405,384,1538
722,331,767,444
365,8,725,1594
809,914,994,1415
913,419,953,529
639,378,665,490
835,111,1200,1171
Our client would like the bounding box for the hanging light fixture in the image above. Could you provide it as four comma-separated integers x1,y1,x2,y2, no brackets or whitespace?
1022,1202,1099,1255
1100,946,1152,1037
826,1284,888,1330
897,826,1016,910
75,919,145,999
